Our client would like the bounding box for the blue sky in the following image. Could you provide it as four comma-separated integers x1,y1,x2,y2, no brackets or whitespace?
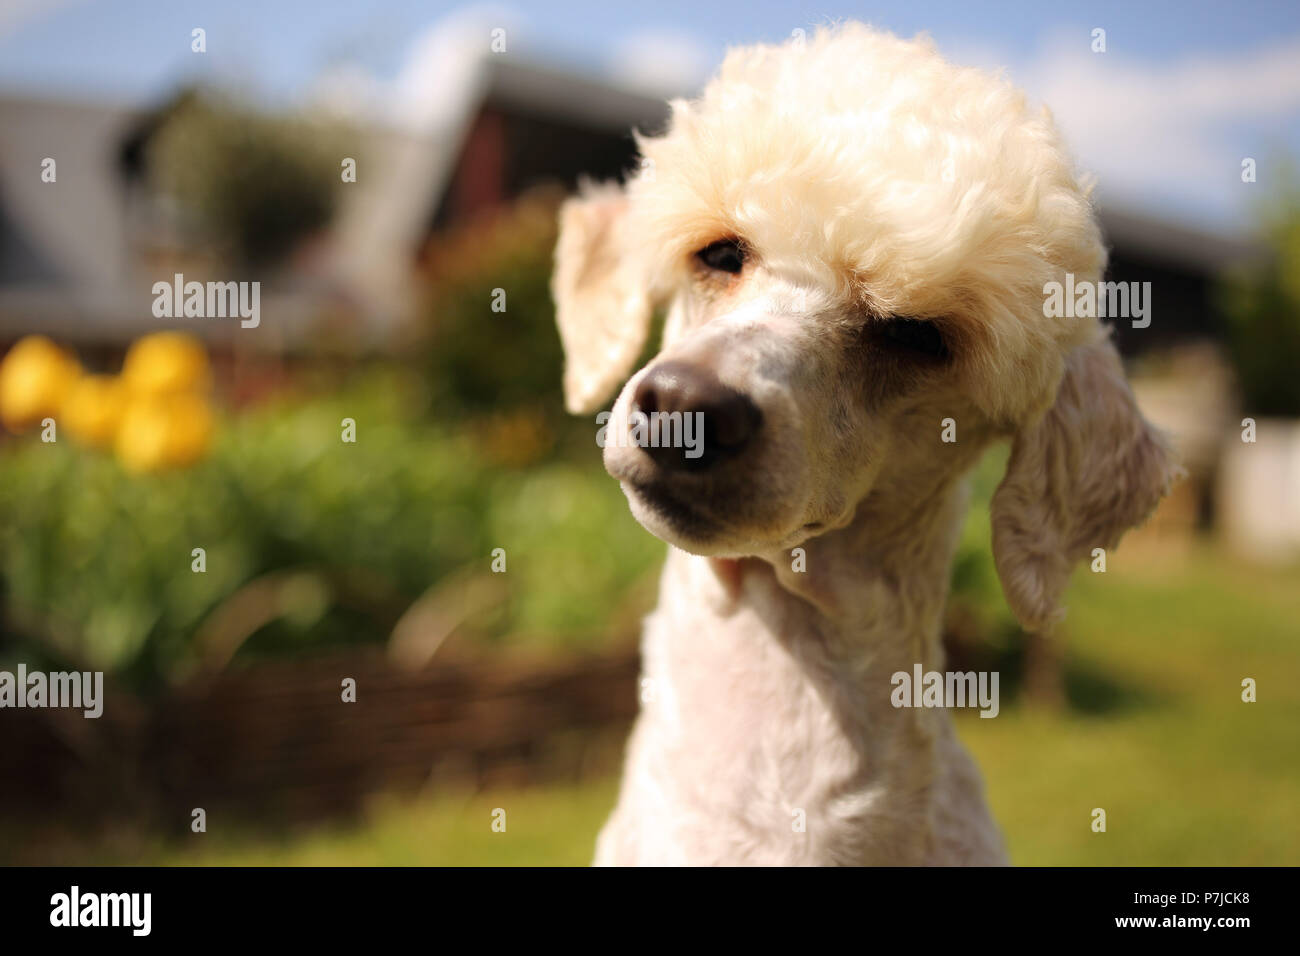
3,0,1298,233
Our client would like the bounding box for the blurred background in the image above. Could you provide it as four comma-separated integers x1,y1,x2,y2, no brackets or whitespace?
0,0,1297,865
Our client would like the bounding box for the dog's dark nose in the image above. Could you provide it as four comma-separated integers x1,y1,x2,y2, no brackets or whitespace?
632,360,761,471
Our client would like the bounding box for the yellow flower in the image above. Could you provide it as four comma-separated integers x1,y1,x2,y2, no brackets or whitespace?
61,374,127,448
161,392,215,467
0,335,82,432
121,332,211,397
115,392,214,472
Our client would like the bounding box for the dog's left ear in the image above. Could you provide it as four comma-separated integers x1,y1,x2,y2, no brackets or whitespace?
551,182,653,414
990,332,1181,633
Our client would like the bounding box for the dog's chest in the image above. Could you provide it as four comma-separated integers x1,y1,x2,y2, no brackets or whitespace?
611,560,934,865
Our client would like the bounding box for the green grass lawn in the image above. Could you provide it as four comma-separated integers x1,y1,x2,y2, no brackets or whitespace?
964,543,1300,865
91,781,622,867
23,542,1298,866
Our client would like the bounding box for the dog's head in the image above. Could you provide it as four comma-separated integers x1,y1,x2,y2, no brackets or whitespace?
552,25,1177,630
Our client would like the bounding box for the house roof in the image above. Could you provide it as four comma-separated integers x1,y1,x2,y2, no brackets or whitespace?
1099,206,1260,273
483,57,670,133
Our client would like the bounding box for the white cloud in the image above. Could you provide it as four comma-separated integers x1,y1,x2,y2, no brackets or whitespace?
388,6,521,132
309,5,521,133
607,29,712,96
942,32,1300,230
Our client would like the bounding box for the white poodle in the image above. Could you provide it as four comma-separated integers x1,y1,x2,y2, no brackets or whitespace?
551,23,1176,865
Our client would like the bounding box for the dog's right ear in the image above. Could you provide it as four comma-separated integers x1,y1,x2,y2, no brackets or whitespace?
551,182,653,415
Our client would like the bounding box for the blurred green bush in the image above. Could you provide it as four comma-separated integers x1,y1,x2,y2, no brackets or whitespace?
417,190,565,416
0,369,660,691
947,445,1019,653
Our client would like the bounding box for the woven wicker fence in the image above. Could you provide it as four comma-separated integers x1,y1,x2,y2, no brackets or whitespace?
2,646,639,827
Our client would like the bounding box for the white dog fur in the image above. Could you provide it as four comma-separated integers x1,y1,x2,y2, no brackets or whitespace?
551,23,1177,865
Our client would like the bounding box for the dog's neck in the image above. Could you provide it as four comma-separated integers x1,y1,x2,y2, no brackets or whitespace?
684,464,978,729
635,474,976,863
756,466,972,655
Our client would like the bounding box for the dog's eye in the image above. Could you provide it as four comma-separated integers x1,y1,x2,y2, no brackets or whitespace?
695,238,746,274
877,317,948,359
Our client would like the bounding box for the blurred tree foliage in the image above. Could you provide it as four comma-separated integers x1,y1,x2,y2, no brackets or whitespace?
148,91,347,269
1219,168,1300,416
415,188,569,423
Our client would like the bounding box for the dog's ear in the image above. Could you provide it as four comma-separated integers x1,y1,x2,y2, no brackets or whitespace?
990,332,1180,633
551,182,653,414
